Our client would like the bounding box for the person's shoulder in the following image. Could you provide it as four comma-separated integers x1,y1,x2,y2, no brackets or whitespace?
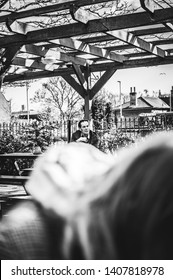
71,130,81,141
0,201,51,259
1,201,44,229
72,130,81,135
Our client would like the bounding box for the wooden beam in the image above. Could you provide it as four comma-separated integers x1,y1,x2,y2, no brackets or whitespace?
12,57,58,71
104,38,173,52
72,63,87,90
50,38,126,63
79,26,169,44
21,44,88,66
4,56,173,83
107,29,168,58
90,68,117,99
71,5,167,59
6,19,35,34
0,44,23,76
70,6,97,24
61,74,85,98
0,8,173,48
0,0,115,23
89,57,173,72
163,22,173,32
140,0,155,13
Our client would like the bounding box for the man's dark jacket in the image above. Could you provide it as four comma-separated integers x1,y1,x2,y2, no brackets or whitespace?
71,130,99,147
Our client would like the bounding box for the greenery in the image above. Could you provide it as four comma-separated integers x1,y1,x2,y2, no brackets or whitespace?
97,125,135,154
0,122,65,174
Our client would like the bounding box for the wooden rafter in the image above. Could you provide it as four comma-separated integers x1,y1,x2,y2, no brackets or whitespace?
20,44,88,66
103,38,173,52
0,0,116,23
0,8,173,48
12,57,59,72
107,29,168,58
50,38,126,63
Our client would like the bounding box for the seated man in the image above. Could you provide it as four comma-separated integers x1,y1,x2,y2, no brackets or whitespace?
71,119,99,147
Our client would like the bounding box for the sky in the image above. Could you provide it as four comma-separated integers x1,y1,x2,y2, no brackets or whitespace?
106,64,173,96
3,64,173,112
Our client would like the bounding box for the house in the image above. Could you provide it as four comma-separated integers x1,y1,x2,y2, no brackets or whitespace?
114,88,170,119
159,86,173,111
11,109,41,122
0,91,11,122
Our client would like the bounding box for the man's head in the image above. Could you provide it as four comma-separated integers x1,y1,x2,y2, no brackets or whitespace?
78,120,89,135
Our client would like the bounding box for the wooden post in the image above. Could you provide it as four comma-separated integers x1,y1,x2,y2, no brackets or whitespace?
0,75,4,91
84,93,90,119
67,119,71,143
84,65,90,120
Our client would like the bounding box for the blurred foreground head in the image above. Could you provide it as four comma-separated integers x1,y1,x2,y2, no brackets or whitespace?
26,142,115,217
100,131,173,259
27,132,173,259
25,142,115,259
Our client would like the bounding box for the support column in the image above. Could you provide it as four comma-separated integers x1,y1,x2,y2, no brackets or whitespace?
84,92,90,119
0,75,4,91
84,65,90,120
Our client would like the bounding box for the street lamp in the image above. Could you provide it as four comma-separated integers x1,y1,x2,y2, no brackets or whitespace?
117,80,123,118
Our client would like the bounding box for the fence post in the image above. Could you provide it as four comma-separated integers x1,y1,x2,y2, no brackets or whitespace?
67,119,71,143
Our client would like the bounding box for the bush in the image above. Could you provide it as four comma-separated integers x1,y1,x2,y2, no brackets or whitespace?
0,123,61,175
97,126,135,154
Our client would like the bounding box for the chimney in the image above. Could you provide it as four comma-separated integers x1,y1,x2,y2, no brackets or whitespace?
130,87,137,106
21,104,25,111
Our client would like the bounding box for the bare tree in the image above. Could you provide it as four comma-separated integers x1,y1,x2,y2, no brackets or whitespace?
31,76,83,121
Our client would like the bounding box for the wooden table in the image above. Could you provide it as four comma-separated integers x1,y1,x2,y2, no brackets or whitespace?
0,153,42,218
0,152,41,193
0,152,39,160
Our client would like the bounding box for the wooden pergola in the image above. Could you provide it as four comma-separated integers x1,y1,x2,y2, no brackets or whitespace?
0,0,173,119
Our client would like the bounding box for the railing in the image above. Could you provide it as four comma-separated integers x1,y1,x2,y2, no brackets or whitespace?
1,115,173,144
0,120,78,142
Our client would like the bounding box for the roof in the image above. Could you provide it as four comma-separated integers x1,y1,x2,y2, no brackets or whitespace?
115,96,170,111
12,110,39,116
140,96,170,108
0,0,172,98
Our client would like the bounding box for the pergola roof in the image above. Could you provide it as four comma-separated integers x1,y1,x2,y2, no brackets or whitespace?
0,0,173,117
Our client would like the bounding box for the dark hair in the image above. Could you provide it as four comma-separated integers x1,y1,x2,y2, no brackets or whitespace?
87,132,173,259
78,119,89,129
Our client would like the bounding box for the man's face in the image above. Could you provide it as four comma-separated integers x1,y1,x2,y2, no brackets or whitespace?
80,121,89,135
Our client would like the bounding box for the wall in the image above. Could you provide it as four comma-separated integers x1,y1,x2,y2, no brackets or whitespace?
0,91,11,122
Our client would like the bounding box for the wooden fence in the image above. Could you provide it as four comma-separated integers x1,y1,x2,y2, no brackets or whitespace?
1,115,173,143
